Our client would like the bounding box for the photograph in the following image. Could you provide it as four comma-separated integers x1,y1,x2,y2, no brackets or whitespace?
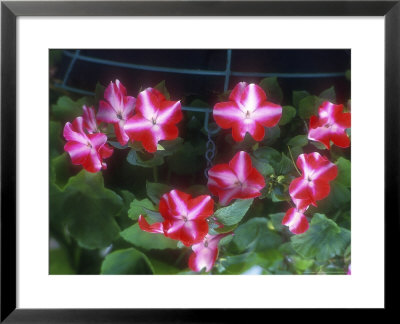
49,49,351,275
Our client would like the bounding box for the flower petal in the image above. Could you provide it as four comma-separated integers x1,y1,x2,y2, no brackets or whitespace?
308,126,331,149
82,105,98,133
178,219,209,246
97,100,119,123
121,96,136,120
282,208,309,234
63,117,87,143
99,143,114,159
156,100,182,125
229,82,247,102
87,133,107,150
243,167,266,192
138,215,164,234
159,124,179,141
187,195,214,220
229,151,253,183
239,84,267,112
306,153,338,182
135,88,160,120
216,186,242,206
188,245,218,272
208,164,238,188
232,119,265,142
114,121,130,146
289,177,312,200
251,102,282,127
104,79,126,110
311,179,331,201
81,149,103,173
213,101,244,129
330,130,350,148
64,141,90,165
161,190,190,219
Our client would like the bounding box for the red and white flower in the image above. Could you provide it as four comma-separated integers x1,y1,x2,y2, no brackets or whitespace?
125,88,182,153
213,82,282,142
188,234,229,272
289,152,338,209
207,151,266,206
82,105,99,133
138,189,213,246
282,208,309,234
63,116,113,173
97,79,136,145
308,101,351,149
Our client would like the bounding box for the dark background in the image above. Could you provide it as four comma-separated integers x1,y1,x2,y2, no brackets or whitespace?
54,49,351,107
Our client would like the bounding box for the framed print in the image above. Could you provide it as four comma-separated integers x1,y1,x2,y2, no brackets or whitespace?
1,0,398,321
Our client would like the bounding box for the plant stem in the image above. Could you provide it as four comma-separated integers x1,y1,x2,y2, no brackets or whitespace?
153,166,158,182
287,145,301,176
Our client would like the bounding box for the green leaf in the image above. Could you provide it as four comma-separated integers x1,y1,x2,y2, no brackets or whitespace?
167,142,205,175
219,234,234,246
253,147,281,171
287,135,308,147
148,258,181,274
49,121,64,158
51,96,88,121
214,224,238,234
49,49,63,66
279,105,297,126
291,213,350,262
292,256,314,272
251,158,274,176
277,153,293,175
50,153,72,189
154,80,170,100
94,82,106,106
319,86,336,103
100,248,154,274
330,182,351,207
109,141,129,149
62,171,123,249
292,90,310,108
146,181,171,204
128,198,155,220
233,217,282,252
269,212,285,231
49,248,75,274
298,95,321,119
127,149,165,168
262,125,281,145
120,223,177,250
311,141,327,150
214,199,254,226
335,157,351,188
345,69,351,81
259,77,283,104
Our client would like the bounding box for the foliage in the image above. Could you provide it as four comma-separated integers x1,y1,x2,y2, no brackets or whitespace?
50,72,351,275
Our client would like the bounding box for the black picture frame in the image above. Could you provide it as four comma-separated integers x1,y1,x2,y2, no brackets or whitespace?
1,0,398,321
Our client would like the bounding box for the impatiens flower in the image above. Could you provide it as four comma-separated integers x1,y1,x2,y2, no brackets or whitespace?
63,116,113,173
207,151,266,206
308,101,351,149
347,264,351,275
213,82,282,142
138,189,213,246
82,105,99,133
125,88,182,153
289,152,338,209
97,79,136,145
282,208,309,234
189,234,229,272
